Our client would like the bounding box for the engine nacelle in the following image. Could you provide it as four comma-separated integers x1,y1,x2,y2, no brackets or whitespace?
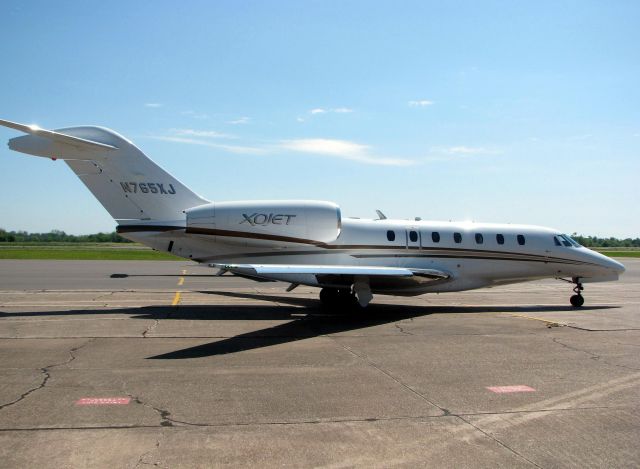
185,200,341,245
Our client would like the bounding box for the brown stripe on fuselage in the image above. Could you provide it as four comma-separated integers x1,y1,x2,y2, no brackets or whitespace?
117,224,597,267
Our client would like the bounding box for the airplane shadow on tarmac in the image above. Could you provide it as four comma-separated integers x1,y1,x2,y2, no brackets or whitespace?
0,290,619,360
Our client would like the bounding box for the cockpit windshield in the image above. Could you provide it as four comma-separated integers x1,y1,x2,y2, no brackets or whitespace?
554,234,581,248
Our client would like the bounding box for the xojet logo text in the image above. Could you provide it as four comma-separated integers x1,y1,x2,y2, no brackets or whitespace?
240,213,297,226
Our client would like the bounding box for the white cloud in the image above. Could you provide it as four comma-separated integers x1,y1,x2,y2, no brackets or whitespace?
144,103,163,108
408,100,434,107
170,128,235,139
308,107,354,115
442,146,496,155
228,116,250,125
181,110,209,119
278,138,413,166
152,136,267,155
423,145,501,162
151,130,412,166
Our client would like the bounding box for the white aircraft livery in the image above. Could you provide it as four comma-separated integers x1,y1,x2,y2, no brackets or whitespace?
0,119,625,308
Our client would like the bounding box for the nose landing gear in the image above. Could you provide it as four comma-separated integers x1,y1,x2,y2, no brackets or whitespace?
570,280,584,307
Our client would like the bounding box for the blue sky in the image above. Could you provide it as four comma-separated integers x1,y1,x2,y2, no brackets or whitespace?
1,1,638,237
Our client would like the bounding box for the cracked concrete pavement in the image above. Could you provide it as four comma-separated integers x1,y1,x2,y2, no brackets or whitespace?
0,259,638,467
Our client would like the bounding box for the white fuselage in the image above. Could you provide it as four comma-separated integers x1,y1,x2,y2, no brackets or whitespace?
122,217,625,296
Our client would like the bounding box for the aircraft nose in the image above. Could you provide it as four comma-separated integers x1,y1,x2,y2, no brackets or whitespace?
598,253,625,274
586,249,625,276
609,257,626,274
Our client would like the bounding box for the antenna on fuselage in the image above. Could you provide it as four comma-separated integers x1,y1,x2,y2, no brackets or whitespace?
375,210,387,220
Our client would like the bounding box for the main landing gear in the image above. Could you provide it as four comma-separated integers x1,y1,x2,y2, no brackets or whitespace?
570,280,585,308
319,287,359,310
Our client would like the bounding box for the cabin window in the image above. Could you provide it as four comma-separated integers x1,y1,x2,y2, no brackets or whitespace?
387,230,396,242
432,232,440,243
517,234,526,245
409,231,418,242
554,236,562,246
453,232,462,244
496,234,505,245
475,233,484,244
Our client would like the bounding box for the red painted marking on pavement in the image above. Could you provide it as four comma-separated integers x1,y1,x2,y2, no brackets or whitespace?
75,397,131,405
487,385,536,394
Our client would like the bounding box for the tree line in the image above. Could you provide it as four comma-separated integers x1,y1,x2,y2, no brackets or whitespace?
571,235,640,248
0,229,132,243
0,229,638,247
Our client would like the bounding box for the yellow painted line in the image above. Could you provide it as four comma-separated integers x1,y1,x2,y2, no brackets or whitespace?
171,291,182,306
509,313,564,327
177,277,184,286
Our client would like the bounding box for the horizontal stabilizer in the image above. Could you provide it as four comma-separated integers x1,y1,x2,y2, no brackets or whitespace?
0,119,117,156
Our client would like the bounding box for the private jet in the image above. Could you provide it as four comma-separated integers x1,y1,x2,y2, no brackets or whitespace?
0,119,625,308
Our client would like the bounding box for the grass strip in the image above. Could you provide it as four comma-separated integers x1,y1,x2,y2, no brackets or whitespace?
597,251,640,258
0,248,180,260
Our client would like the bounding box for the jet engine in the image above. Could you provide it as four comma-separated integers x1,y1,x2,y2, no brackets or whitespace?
185,200,341,245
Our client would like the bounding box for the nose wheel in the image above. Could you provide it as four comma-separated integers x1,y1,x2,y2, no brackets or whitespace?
570,281,584,307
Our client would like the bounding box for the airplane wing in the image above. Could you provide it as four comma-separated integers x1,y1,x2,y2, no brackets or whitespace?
213,263,450,289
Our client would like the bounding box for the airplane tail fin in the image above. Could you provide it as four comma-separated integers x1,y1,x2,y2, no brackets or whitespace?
1,119,208,225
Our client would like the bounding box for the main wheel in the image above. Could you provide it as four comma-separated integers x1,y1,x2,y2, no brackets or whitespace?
570,294,584,307
319,288,359,310
320,288,339,306
336,289,359,309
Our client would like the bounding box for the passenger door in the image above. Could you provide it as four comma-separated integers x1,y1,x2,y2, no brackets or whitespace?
406,228,421,249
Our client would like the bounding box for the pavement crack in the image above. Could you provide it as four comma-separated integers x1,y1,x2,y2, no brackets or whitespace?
92,291,115,305
0,367,51,412
552,337,639,371
552,337,601,361
0,338,94,412
394,323,412,335
142,319,159,338
456,414,543,468
332,339,450,417
122,387,178,428
134,436,168,469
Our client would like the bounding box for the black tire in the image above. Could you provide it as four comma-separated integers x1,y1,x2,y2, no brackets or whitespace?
319,288,339,307
320,288,360,311
570,294,584,307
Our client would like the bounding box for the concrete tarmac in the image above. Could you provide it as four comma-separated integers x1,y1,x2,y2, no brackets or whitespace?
0,259,638,468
